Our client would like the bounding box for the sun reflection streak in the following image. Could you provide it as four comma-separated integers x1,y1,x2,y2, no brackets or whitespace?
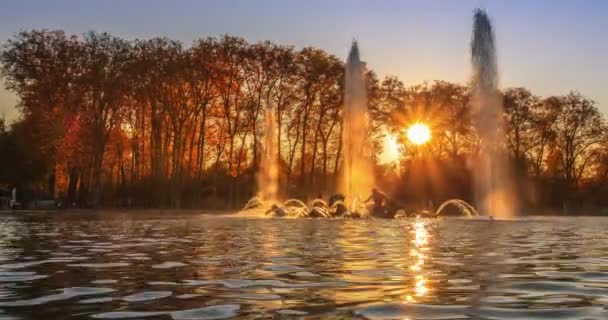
413,221,429,247
407,220,430,302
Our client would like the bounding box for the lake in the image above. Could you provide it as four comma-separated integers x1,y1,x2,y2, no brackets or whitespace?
0,212,607,319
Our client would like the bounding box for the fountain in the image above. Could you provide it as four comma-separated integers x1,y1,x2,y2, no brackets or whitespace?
341,41,374,211
470,9,516,218
257,107,279,202
243,36,488,220
244,113,335,218
239,107,280,216
252,42,377,219
434,199,479,217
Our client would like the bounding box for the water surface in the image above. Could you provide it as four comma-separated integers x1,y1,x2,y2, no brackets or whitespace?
0,212,607,319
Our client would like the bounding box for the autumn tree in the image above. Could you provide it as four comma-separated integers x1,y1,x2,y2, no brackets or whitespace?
549,92,606,187
1,30,83,196
503,88,542,169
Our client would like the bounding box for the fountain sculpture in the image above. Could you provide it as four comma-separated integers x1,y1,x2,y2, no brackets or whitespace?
243,12,516,219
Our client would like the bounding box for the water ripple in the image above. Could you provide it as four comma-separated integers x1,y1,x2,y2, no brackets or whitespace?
122,291,172,302
0,215,606,319
92,304,240,320
0,287,115,307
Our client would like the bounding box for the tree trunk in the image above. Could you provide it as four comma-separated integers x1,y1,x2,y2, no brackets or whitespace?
67,165,80,207
197,109,207,178
333,123,343,179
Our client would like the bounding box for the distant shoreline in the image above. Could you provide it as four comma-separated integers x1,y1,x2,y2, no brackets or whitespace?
0,208,236,216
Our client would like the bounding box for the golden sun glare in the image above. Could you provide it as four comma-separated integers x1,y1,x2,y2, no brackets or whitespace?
380,132,400,164
407,123,431,145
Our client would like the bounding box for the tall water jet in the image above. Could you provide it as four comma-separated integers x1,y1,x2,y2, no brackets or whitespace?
257,107,279,202
341,41,374,206
470,9,516,218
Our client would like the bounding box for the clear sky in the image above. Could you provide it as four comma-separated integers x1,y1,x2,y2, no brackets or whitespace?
0,0,606,122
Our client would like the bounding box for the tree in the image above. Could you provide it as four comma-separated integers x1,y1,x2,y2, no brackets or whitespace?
1,30,83,196
0,118,51,192
550,92,606,188
80,32,132,206
503,87,541,169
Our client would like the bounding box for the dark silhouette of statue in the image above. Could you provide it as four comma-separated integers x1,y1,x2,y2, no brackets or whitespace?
265,204,287,217
329,193,347,217
365,188,394,218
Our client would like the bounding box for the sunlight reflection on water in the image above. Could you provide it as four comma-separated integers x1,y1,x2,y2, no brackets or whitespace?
0,213,605,319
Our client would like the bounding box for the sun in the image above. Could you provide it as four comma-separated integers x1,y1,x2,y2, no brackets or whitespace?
407,122,431,145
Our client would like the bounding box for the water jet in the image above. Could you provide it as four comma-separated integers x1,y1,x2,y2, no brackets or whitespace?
470,9,516,218
341,41,374,212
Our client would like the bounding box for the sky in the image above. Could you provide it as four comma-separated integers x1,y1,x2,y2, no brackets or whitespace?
0,0,607,123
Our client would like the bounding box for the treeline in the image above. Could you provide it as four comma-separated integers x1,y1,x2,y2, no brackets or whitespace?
1,30,607,210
